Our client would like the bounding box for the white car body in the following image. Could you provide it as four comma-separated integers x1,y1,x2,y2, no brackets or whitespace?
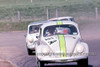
48,16,75,22
25,21,47,55
35,21,89,67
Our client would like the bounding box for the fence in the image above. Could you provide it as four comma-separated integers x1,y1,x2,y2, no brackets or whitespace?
0,7,100,22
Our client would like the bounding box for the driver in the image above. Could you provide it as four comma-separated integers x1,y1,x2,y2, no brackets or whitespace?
47,27,55,36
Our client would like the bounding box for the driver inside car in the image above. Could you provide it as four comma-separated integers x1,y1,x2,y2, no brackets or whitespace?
46,27,55,36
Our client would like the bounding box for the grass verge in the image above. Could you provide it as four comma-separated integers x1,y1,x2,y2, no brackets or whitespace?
0,18,99,32
0,21,31,32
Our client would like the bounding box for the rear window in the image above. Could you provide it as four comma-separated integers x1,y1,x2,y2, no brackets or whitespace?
60,18,68,21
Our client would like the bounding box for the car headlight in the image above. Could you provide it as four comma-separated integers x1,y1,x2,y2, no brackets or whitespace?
28,37,33,43
76,45,84,53
37,41,52,56
42,46,50,54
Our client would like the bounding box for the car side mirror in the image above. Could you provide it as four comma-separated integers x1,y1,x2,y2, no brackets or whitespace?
24,34,27,37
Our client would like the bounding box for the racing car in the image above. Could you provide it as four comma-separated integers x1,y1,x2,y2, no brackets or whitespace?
35,21,89,67
25,21,47,55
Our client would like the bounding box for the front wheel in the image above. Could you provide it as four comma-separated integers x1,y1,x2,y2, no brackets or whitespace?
77,58,88,67
27,48,35,55
37,61,44,67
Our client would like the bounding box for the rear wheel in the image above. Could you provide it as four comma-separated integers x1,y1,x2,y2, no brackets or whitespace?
77,58,88,67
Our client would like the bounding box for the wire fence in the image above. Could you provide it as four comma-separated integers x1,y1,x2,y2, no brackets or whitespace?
0,7,100,22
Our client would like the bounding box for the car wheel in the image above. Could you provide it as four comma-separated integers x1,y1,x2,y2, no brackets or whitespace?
77,58,88,67
37,61,44,67
27,48,35,55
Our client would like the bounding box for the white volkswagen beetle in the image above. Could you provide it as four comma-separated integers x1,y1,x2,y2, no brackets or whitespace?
25,21,47,55
35,21,89,67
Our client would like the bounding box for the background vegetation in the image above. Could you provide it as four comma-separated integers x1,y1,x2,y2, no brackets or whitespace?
0,0,100,31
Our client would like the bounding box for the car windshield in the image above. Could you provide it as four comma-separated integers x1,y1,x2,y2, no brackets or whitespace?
43,25,78,37
29,25,41,34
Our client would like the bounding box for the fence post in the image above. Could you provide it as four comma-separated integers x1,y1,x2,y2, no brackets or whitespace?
46,8,49,20
31,0,32,3
95,7,98,19
17,11,21,22
56,9,58,18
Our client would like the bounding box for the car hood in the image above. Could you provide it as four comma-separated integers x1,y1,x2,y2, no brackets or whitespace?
44,35,80,56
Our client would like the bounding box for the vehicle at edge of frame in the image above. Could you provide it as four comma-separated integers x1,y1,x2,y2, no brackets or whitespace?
25,21,47,55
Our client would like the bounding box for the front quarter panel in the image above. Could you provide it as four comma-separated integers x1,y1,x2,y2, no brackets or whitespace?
72,42,89,57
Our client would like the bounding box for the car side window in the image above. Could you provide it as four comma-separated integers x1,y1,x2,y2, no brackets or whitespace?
29,25,39,34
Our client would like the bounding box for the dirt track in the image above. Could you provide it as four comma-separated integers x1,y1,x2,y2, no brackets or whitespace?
0,21,100,67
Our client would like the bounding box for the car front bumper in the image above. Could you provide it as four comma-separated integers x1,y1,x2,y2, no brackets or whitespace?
38,56,88,63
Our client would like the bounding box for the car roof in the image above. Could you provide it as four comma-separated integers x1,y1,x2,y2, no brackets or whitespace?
41,21,78,29
48,16,73,21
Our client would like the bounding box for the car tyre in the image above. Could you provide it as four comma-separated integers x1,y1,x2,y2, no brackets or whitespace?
77,58,88,67
37,61,44,67
27,48,35,55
